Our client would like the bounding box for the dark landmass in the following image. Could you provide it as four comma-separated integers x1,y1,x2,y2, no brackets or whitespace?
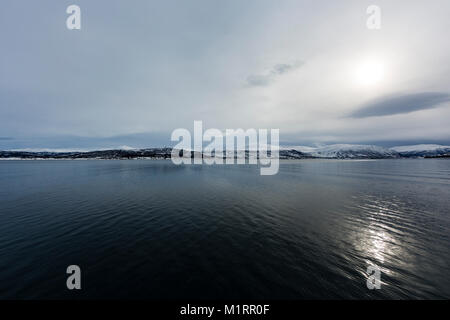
1,147,449,160
424,154,450,158
0,148,313,160
0,148,172,160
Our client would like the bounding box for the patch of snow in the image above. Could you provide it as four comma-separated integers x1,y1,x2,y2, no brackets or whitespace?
281,144,395,158
390,144,450,152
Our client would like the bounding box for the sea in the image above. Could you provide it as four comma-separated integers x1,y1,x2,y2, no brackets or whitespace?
0,159,449,299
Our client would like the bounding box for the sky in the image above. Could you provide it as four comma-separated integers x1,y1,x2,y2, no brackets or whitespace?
1,0,449,149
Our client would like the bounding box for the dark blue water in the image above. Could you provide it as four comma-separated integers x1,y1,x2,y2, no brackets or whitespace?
0,159,449,299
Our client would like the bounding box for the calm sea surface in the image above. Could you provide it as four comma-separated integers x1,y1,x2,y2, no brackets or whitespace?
0,159,449,299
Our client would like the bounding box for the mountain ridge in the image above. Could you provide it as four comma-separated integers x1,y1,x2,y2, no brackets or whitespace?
1,144,449,159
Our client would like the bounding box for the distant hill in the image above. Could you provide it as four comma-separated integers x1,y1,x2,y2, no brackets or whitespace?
389,144,450,157
282,144,399,159
1,144,449,160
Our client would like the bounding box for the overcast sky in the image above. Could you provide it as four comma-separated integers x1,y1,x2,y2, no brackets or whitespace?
1,0,449,149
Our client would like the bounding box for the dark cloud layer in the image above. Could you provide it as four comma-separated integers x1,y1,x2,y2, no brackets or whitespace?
247,61,304,87
350,92,450,118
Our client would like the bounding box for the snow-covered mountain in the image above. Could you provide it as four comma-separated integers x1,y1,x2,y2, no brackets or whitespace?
389,144,450,157
281,144,399,159
1,144,450,160
281,144,450,158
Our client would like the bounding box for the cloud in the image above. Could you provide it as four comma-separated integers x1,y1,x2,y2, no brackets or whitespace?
350,92,450,118
246,61,304,87
1,1,450,148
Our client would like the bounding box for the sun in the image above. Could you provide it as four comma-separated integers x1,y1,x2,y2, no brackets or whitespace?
354,59,385,86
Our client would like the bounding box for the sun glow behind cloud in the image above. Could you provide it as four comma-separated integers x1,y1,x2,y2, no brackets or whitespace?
354,59,386,87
